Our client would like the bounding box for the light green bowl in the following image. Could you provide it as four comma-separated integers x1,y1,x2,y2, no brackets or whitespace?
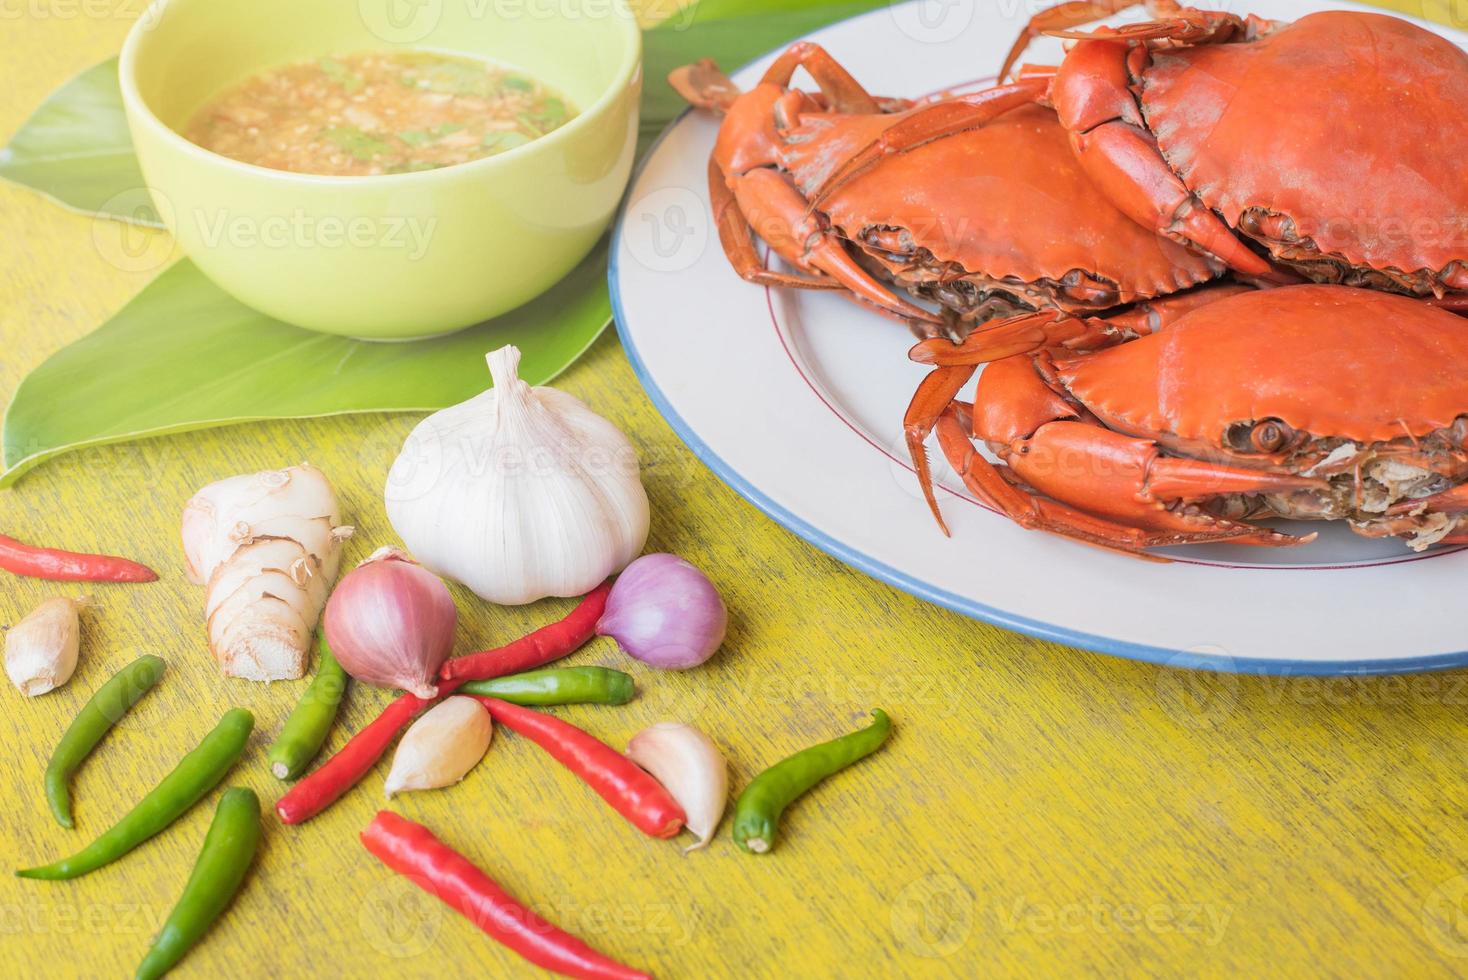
120,0,641,339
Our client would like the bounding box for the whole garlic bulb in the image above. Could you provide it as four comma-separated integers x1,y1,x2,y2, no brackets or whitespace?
385,345,649,605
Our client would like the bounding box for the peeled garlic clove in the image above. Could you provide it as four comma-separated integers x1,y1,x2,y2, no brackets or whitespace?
626,722,728,852
5,596,87,696
383,696,492,798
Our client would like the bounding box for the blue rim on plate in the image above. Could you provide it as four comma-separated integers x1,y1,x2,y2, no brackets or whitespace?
608,7,1468,677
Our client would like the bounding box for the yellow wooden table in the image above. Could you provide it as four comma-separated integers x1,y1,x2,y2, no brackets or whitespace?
6,3,1468,977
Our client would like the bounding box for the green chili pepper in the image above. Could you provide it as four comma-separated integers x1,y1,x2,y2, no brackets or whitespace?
45,654,166,828
267,634,348,780
17,708,254,880
732,709,892,855
135,787,261,980
459,666,634,706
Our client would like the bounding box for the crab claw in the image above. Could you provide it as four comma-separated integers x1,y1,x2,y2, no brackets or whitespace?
1145,458,1330,499
936,411,1313,556
1387,483,1468,517
669,59,743,113
909,311,1114,367
728,168,942,326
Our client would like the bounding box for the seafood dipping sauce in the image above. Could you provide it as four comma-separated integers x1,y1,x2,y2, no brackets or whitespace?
184,50,575,176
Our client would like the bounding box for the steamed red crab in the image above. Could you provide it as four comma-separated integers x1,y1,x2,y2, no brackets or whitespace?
983,1,1468,302
669,42,1231,339
906,285,1468,555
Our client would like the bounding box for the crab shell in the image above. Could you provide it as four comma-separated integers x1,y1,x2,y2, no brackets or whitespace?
945,285,1468,553
1055,285,1468,454
1140,11,1468,294
779,103,1222,314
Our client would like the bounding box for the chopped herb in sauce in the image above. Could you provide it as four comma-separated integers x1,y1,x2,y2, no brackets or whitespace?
185,51,575,176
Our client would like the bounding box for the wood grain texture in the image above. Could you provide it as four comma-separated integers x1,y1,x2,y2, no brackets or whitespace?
5,2,1468,977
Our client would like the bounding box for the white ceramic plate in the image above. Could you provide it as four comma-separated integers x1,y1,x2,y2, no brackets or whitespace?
611,0,1468,674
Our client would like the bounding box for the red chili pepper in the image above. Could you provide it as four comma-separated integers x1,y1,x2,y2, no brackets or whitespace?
361,811,651,980
440,581,612,682
0,534,157,583
275,680,463,824
474,698,685,839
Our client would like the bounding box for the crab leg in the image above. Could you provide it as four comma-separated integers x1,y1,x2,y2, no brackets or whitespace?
759,42,881,114
909,283,1249,369
903,284,1252,529
903,314,1106,534
910,310,1114,367
707,159,843,292
668,58,743,113
905,366,980,534
1388,484,1468,517
999,0,1174,81
1101,282,1255,334
1426,294,1468,314
677,48,940,326
1000,1,1271,82
806,79,1050,209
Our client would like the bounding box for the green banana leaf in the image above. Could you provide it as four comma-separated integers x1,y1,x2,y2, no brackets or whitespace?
2,253,610,485
0,58,161,226
0,0,885,485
